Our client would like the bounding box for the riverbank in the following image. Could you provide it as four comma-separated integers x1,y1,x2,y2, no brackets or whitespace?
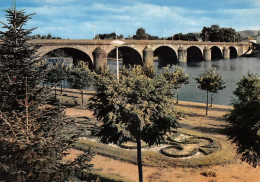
63,98,260,182
242,43,260,58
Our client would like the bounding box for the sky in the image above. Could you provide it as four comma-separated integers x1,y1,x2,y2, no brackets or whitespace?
0,0,260,39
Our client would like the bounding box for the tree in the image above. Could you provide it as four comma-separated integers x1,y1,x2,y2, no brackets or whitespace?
0,7,93,181
252,43,260,57
133,28,160,40
88,66,180,182
162,66,189,104
96,32,117,40
40,35,46,39
47,33,52,39
31,33,62,39
195,68,225,115
201,25,241,42
46,49,70,57
147,34,160,40
45,61,66,100
66,61,93,105
133,28,147,40
225,72,260,167
168,33,198,41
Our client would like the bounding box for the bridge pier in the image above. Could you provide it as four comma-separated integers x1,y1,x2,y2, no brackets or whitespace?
178,46,187,63
93,47,107,70
203,46,211,61
223,47,230,59
143,46,154,67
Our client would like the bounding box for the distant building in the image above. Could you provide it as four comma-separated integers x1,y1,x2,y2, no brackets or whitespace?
197,38,203,42
256,36,260,44
256,31,260,44
244,36,257,43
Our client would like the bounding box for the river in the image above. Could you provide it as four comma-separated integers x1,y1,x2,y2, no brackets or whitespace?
108,57,260,106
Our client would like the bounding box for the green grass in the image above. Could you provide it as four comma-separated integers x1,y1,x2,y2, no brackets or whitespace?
74,129,236,168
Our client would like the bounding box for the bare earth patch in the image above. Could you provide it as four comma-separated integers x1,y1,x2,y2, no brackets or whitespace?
65,100,260,182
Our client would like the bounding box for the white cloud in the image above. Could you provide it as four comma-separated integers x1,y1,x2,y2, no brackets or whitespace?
256,1,260,6
211,7,260,30
25,5,84,18
31,0,76,4
13,0,260,39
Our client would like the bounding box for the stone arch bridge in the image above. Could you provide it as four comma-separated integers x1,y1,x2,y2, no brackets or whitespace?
33,39,251,69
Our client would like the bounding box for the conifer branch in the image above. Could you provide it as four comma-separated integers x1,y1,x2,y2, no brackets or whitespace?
0,113,17,138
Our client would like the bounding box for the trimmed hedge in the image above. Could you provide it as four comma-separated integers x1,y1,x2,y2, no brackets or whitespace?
160,146,199,158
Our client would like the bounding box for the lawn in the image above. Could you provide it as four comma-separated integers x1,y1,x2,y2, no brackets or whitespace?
61,88,260,182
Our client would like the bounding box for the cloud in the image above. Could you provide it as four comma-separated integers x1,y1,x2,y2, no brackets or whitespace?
1,0,259,39
210,7,260,30
31,0,77,4
25,5,84,18
23,2,217,37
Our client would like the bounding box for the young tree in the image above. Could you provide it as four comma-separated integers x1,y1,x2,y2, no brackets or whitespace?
195,68,225,115
45,61,66,100
0,7,93,181
162,66,189,104
225,72,260,167
88,66,180,182
66,61,93,105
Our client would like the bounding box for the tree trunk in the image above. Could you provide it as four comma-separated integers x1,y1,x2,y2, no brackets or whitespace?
136,130,143,182
81,90,84,106
210,92,213,107
55,85,57,101
176,93,179,104
206,90,208,115
25,77,29,135
60,83,63,95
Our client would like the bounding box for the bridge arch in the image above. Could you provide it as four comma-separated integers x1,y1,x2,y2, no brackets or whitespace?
211,46,223,60
108,46,143,66
154,46,177,68
229,46,238,59
187,46,203,62
40,47,94,69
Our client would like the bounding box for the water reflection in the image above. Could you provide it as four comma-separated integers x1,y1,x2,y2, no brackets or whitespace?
108,57,260,105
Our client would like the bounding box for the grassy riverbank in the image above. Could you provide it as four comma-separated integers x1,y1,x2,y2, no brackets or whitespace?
63,99,260,182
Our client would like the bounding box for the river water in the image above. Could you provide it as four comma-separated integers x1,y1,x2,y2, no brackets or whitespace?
108,57,260,106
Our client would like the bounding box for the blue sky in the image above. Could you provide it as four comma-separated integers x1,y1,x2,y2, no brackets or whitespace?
0,0,259,39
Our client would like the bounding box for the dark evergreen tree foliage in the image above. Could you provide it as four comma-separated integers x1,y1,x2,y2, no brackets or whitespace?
88,66,181,182
225,72,260,167
0,8,93,181
167,33,198,41
133,28,159,40
195,68,226,115
133,28,147,40
201,25,242,42
251,43,260,58
96,32,124,39
30,33,62,39
0,9,44,112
